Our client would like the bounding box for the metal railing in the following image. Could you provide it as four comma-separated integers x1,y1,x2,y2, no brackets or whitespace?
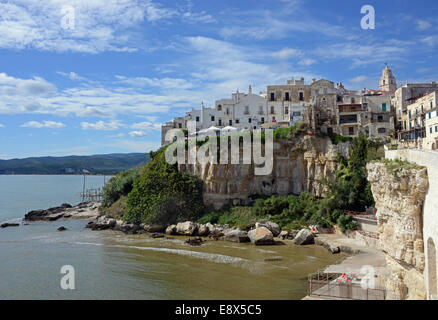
308,272,386,300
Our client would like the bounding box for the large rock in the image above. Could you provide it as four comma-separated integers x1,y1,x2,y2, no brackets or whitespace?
0,223,20,228
87,216,116,230
248,227,275,245
314,237,340,254
197,224,210,237
224,229,250,243
293,229,314,245
165,224,177,235
24,203,72,221
176,221,198,236
256,220,281,237
145,224,166,233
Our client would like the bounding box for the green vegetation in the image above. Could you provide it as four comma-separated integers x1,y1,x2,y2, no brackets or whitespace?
330,134,353,145
124,148,205,225
0,153,150,175
273,122,308,140
102,166,143,207
381,158,423,177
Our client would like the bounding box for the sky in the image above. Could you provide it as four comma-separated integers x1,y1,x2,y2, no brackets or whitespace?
0,0,437,159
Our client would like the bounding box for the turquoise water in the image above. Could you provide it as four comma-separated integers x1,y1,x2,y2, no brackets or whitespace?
0,175,345,300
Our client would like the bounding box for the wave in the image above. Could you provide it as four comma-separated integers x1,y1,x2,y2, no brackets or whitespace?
71,241,287,273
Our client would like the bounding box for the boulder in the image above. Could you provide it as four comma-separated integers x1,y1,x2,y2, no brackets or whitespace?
57,226,67,232
293,229,315,245
248,227,275,245
256,220,281,237
90,216,116,231
185,237,203,246
314,238,340,254
197,224,210,237
24,203,72,221
150,233,165,239
224,229,250,243
176,221,198,236
146,224,166,233
0,223,20,228
278,230,289,240
165,224,177,235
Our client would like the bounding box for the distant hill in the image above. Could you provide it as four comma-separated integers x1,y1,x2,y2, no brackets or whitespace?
0,153,150,175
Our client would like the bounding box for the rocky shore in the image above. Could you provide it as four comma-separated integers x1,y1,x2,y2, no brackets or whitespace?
85,214,353,254
23,202,101,222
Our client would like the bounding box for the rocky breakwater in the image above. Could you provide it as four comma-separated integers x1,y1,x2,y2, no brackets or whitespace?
367,162,429,299
24,202,101,222
178,135,349,209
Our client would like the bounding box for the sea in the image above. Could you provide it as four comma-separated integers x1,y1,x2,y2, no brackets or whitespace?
0,175,345,300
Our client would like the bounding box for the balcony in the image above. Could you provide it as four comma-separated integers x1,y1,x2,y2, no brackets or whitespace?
340,115,358,125
339,104,363,113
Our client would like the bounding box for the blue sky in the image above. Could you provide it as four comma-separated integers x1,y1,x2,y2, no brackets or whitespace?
0,0,437,159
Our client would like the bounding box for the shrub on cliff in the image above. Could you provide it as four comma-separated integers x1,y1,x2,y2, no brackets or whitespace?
125,148,205,225
102,166,143,208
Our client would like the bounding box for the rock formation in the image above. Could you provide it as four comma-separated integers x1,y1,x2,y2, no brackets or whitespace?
367,162,429,299
179,136,349,209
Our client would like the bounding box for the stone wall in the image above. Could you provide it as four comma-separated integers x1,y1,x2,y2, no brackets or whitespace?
178,135,349,209
367,162,429,299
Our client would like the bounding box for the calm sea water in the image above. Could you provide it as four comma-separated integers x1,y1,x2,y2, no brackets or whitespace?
0,175,345,300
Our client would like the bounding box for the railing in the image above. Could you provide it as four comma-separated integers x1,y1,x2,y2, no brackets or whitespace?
80,188,103,203
308,272,386,300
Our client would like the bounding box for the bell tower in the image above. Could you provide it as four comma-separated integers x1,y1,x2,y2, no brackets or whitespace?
379,63,397,92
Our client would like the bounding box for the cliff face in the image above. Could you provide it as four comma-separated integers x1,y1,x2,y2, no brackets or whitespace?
367,162,429,300
178,136,349,209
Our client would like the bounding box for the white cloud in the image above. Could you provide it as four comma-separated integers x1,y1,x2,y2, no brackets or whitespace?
21,120,65,128
131,121,161,131
421,36,438,47
57,71,86,81
0,0,216,53
129,130,148,137
0,72,56,96
271,48,302,60
80,120,122,131
298,58,317,66
0,124,4,128
416,20,432,31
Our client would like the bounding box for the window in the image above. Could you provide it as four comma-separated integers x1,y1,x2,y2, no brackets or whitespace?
217,104,222,111
431,101,434,109
431,127,433,134
378,115,383,122
421,105,424,113
285,107,289,114
248,118,252,123
378,128,386,134
218,119,222,126
244,106,249,115
236,119,240,124
270,106,275,114
261,117,265,123
299,92,304,101
196,116,200,122
429,112,432,119
270,92,275,101
382,103,387,112
211,116,215,121
351,98,355,104
229,120,232,126
178,123,182,128
435,126,438,133
409,110,412,119
226,108,230,115
285,92,290,101
349,127,354,135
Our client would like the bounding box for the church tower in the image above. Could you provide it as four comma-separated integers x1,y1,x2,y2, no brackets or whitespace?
379,63,397,92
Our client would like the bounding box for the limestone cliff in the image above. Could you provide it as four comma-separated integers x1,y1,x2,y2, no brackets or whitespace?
178,135,349,209
367,162,429,299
